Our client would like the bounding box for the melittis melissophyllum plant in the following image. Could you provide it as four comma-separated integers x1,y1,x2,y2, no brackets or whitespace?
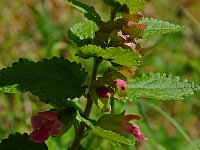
0,0,199,149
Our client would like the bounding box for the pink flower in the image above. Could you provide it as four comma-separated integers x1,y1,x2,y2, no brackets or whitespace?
30,111,62,143
96,87,111,98
124,42,136,50
115,79,127,90
121,114,147,140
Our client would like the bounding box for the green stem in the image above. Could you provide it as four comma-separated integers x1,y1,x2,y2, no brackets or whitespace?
111,99,115,114
69,57,102,150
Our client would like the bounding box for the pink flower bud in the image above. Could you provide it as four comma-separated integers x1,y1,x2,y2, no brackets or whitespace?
115,79,127,90
30,111,62,143
121,114,147,141
96,87,111,98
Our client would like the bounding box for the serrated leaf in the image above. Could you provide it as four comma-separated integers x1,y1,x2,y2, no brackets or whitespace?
76,112,94,128
0,84,19,93
113,0,145,13
0,132,48,150
139,18,184,38
68,20,98,46
0,57,87,105
77,45,140,69
64,0,103,26
126,73,200,100
92,126,135,145
76,113,135,145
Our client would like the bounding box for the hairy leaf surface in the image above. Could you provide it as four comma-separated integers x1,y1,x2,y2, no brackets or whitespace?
0,132,48,150
76,113,135,145
96,111,125,133
68,20,98,46
140,18,184,38
92,126,135,145
126,73,200,100
64,0,103,25
0,57,87,104
77,45,140,69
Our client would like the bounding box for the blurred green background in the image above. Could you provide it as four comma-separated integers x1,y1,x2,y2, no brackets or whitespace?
0,0,200,149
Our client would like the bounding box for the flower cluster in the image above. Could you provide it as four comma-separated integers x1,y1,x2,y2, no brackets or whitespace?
95,13,146,56
30,111,62,143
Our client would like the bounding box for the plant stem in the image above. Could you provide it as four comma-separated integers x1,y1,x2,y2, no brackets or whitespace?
111,99,115,114
69,57,102,150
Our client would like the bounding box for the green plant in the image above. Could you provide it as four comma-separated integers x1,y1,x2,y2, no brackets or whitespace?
0,0,199,149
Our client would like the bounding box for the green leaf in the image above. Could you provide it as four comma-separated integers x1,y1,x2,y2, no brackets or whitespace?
126,73,200,100
139,18,184,38
91,126,135,145
77,45,140,69
0,132,48,150
68,20,99,46
113,0,145,13
101,0,129,14
76,112,94,128
0,84,19,93
101,0,116,6
95,97,111,112
64,0,103,26
76,113,135,145
0,57,88,105
96,111,125,133
59,104,78,134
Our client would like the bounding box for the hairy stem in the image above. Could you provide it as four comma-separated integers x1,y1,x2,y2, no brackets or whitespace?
69,57,102,150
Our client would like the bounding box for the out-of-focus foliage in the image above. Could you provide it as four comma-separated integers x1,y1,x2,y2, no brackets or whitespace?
0,0,200,150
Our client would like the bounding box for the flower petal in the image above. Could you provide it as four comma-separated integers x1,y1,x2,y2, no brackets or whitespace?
31,115,46,129
38,111,58,120
123,114,141,123
96,87,111,98
124,42,136,50
49,120,62,136
30,128,49,143
121,122,133,133
117,31,129,41
132,125,147,141
115,79,127,90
